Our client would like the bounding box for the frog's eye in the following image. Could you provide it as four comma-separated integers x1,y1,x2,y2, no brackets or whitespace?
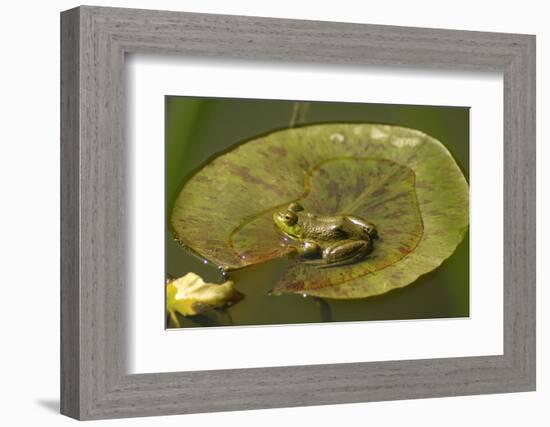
283,212,297,225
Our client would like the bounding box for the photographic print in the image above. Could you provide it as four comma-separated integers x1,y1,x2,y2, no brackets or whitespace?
166,97,469,329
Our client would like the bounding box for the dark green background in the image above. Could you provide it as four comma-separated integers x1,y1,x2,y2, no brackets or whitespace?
166,97,469,328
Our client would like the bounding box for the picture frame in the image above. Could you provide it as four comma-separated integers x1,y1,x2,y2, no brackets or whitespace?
60,5,536,420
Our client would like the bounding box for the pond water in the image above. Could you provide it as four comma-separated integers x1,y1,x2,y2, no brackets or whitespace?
165,97,470,328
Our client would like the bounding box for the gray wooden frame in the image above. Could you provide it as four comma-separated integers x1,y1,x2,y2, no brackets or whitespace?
60,5,536,420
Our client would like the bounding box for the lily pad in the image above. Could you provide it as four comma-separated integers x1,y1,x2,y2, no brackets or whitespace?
171,124,468,299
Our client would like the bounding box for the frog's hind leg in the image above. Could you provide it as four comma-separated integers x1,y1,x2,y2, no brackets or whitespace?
317,250,368,268
348,216,378,240
319,239,372,267
294,240,322,260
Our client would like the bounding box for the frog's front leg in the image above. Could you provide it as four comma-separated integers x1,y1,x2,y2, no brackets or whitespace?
321,239,371,266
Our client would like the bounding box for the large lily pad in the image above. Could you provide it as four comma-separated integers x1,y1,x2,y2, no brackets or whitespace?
171,124,468,299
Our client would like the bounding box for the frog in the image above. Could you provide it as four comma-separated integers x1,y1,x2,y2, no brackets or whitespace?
272,202,378,267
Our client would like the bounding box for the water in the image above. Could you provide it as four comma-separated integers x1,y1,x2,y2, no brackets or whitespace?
165,97,470,328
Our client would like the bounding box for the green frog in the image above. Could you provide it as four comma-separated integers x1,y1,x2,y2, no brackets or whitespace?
273,202,378,266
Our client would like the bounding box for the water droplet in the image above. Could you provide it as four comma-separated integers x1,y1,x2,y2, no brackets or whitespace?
330,133,345,143
218,266,229,279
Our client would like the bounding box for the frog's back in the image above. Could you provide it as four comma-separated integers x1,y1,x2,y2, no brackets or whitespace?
301,216,348,241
